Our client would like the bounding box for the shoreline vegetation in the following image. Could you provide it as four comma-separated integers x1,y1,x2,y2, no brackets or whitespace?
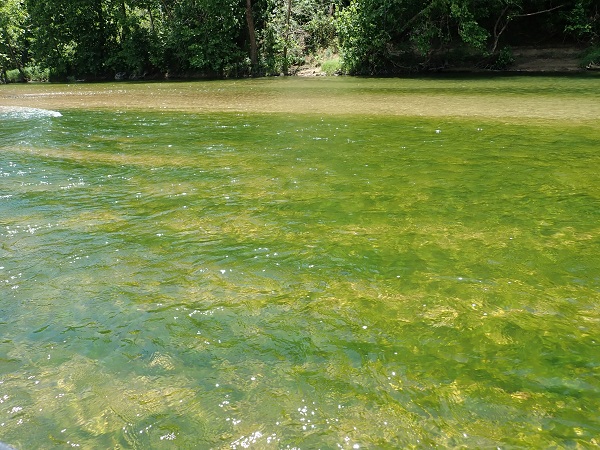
3,45,600,83
1,1,599,83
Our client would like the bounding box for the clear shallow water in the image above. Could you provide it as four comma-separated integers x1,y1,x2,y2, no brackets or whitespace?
0,82,599,449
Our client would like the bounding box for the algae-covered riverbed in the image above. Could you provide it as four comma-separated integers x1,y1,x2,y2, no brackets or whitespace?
1,77,599,448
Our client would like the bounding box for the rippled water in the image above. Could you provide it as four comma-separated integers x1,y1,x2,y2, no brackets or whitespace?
1,80,599,449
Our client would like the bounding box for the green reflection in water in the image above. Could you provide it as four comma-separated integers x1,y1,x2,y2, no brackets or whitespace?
0,106,599,449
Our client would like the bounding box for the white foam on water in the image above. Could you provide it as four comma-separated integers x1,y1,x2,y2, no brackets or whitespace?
0,106,62,119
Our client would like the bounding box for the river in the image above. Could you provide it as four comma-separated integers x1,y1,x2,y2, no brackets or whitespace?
1,77,599,448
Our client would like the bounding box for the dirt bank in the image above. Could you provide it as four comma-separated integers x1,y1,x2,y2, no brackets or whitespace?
509,46,584,72
293,46,589,75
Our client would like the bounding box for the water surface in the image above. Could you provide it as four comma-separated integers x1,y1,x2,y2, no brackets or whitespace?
1,78,599,448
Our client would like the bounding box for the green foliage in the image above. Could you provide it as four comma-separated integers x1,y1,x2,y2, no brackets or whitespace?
5,65,49,82
490,46,515,70
5,0,600,78
338,0,494,73
169,0,247,75
260,0,339,75
303,7,337,53
580,46,600,67
450,2,489,50
565,0,599,44
26,0,116,78
320,56,341,75
336,0,600,74
336,0,391,74
0,0,29,77
105,6,159,76
5,69,24,83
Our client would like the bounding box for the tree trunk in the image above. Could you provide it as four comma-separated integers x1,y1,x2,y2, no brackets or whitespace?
117,0,128,43
245,0,258,75
491,4,565,54
282,0,292,75
148,6,155,33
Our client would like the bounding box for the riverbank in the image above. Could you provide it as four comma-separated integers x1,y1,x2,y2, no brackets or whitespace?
1,46,595,84
294,46,589,76
510,46,584,72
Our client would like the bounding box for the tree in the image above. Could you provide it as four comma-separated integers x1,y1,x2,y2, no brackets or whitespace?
246,0,259,73
104,0,162,77
0,0,29,81
336,0,589,74
485,1,569,53
565,0,599,44
27,0,116,78
336,0,390,74
159,0,247,76
261,0,340,75
7,0,600,78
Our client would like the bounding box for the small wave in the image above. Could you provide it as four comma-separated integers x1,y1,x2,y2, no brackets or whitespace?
0,106,62,119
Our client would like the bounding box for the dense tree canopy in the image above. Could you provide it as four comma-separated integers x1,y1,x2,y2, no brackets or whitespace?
1,0,598,80
0,0,29,81
338,0,598,73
